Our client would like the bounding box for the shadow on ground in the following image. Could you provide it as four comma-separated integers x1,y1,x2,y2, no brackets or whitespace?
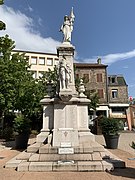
1,140,15,148
107,167,135,179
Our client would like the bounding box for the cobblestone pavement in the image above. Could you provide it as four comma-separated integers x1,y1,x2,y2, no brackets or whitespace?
0,132,135,180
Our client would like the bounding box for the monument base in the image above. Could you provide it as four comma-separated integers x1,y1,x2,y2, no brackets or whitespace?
5,139,126,172
52,128,79,147
79,131,95,143
36,130,52,144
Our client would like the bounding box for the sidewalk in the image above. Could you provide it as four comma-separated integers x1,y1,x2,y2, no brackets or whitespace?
0,132,135,180
95,131,135,155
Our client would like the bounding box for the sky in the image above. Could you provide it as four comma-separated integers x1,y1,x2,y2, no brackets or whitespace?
0,0,135,97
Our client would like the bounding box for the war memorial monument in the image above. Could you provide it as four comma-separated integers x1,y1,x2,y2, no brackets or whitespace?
5,8,125,172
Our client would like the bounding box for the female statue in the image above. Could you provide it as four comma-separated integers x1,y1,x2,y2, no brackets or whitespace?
60,8,75,43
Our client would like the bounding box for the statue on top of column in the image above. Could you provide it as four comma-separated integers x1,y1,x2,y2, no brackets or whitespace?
60,7,75,43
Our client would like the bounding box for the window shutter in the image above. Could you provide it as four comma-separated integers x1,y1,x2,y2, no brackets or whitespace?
97,74,102,82
98,89,104,98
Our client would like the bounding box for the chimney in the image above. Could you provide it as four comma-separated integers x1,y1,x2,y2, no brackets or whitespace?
97,58,101,64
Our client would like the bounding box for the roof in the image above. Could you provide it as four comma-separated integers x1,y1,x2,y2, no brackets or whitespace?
117,76,127,86
12,49,58,56
74,63,108,68
108,75,128,86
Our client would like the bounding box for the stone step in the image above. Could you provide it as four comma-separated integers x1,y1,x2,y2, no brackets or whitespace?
17,160,113,172
89,141,105,152
29,153,102,162
5,149,125,171
5,153,26,169
39,144,58,154
39,141,104,154
27,142,42,153
16,151,33,160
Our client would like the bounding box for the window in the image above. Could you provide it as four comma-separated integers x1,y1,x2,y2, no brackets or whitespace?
39,57,45,65
47,58,53,66
83,74,89,83
31,57,37,65
32,71,37,79
98,89,104,98
112,89,118,98
97,73,102,82
54,58,59,65
108,76,117,84
111,77,116,83
112,107,125,113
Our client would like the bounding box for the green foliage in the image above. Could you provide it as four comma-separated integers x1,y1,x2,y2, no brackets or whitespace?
0,35,62,133
0,35,45,114
130,141,135,149
75,76,80,92
0,1,6,30
0,0,4,5
0,35,16,114
100,117,121,135
0,35,47,132
13,114,31,135
3,126,13,141
0,21,6,30
40,66,58,96
85,89,99,111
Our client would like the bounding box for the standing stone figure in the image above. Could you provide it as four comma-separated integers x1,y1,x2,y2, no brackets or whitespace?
59,57,71,90
60,7,75,43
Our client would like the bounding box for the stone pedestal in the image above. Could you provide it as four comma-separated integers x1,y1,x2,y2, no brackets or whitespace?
53,128,79,147
37,43,95,147
36,98,54,143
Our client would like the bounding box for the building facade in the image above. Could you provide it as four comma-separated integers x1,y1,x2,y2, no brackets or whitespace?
108,75,129,120
12,50,58,79
12,50,129,123
74,61,109,118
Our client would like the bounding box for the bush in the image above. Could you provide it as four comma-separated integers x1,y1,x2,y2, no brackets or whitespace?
3,126,14,141
13,114,31,135
100,117,121,135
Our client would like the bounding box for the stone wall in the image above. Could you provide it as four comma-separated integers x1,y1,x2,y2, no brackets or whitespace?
75,66,108,104
108,86,128,103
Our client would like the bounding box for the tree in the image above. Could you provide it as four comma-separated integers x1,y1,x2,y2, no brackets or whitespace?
0,35,60,134
0,0,6,30
0,35,46,132
0,0,4,4
85,89,99,112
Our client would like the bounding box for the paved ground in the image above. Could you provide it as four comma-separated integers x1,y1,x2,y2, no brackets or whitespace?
0,132,135,180
95,131,135,155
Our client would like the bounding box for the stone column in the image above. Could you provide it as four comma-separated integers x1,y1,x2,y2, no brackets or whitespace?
57,43,77,96
36,98,54,143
